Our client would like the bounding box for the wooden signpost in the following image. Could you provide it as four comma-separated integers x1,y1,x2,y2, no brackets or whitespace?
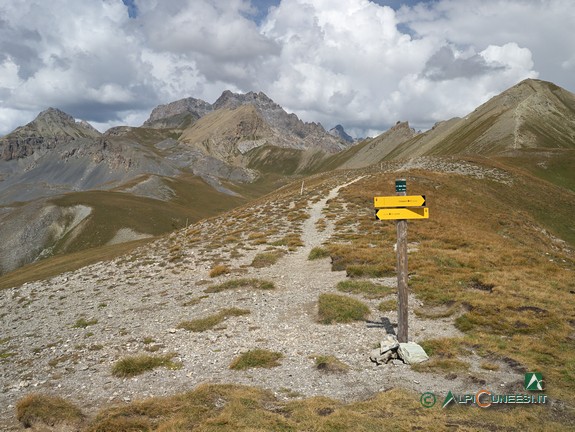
374,179,428,343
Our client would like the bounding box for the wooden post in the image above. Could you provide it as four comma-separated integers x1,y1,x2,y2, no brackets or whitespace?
395,179,409,343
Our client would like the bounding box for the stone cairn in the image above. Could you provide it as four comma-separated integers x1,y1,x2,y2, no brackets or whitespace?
370,335,429,365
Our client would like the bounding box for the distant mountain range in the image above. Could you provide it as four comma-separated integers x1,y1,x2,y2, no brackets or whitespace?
0,79,574,275
0,90,353,274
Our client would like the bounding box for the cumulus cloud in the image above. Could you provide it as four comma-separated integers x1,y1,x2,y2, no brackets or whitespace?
0,0,160,127
0,0,573,137
257,0,541,133
422,46,503,81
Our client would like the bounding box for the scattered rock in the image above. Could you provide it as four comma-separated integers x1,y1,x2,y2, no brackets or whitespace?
371,337,430,366
397,343,429,365
380,335,399,353
369,335,400,365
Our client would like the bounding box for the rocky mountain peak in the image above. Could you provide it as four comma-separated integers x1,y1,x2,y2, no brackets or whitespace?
0,107,101,161
20,107,101,139
482,78,571,112
177,90,350,155
390,121,415,133
329,124,354,143
35,107,76,126
212,90,279,112
143,97,213,129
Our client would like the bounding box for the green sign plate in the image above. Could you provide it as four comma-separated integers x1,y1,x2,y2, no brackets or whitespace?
395,180,407,192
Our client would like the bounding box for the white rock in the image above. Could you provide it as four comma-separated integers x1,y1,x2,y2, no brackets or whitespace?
398,342,429,364
380,335,399,354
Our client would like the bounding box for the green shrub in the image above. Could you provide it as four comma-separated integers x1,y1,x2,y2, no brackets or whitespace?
317,293,370,324
251,250,285,268
308,247,330,260
111,353,181,377
177,308,250,332
205,278,275,293
346,265,391,278
377,299,397,312
312,355,349,373
229,349,283,370
272,233,304,250
72,318,98,328
337,280,394,299
454,314,475,332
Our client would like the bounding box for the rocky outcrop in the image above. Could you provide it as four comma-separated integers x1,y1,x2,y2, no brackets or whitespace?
397,342,429,365
146,90,351,155
213,91,349,154
329,124,354,143
370,335,400,365
0,108,102,161
143,98,213,129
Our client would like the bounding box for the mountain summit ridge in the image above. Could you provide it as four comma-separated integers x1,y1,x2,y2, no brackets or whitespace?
0,108,102,161
383,78,575,160
143,97,213,129
163,90,350,155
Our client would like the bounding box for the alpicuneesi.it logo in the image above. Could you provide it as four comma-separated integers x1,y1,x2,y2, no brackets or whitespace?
421,373,547,409
525,372,544,391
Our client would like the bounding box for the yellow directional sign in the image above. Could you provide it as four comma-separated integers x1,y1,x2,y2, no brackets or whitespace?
374,195,426,208
376,207,429,220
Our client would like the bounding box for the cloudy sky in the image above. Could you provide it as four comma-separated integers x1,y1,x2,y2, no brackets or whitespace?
1,0,574,138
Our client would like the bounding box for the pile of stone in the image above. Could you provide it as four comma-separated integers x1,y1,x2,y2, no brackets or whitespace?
370,335,429,365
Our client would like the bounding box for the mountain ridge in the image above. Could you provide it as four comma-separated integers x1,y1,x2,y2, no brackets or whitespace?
0,78,574,276
329,124,354,143
384,78,575,160
145,90,350,155
0,91,352,275
0,108,102,161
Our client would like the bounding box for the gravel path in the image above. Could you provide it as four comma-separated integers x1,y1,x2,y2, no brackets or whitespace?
0,176,522,429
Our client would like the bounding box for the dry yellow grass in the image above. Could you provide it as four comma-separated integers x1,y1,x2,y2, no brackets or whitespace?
335,167,575,403
25,383,571,431
16,393,84,428
209,264,230,278
311,355,350,373
250,249,286,268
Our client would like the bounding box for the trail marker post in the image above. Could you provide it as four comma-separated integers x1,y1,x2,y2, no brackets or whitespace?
374,179,428,343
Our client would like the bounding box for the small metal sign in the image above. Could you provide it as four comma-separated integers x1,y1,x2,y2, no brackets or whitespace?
395,179,407,192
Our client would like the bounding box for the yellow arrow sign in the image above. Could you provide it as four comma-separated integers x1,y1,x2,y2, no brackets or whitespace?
374,195,426,208
376,207,429,220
